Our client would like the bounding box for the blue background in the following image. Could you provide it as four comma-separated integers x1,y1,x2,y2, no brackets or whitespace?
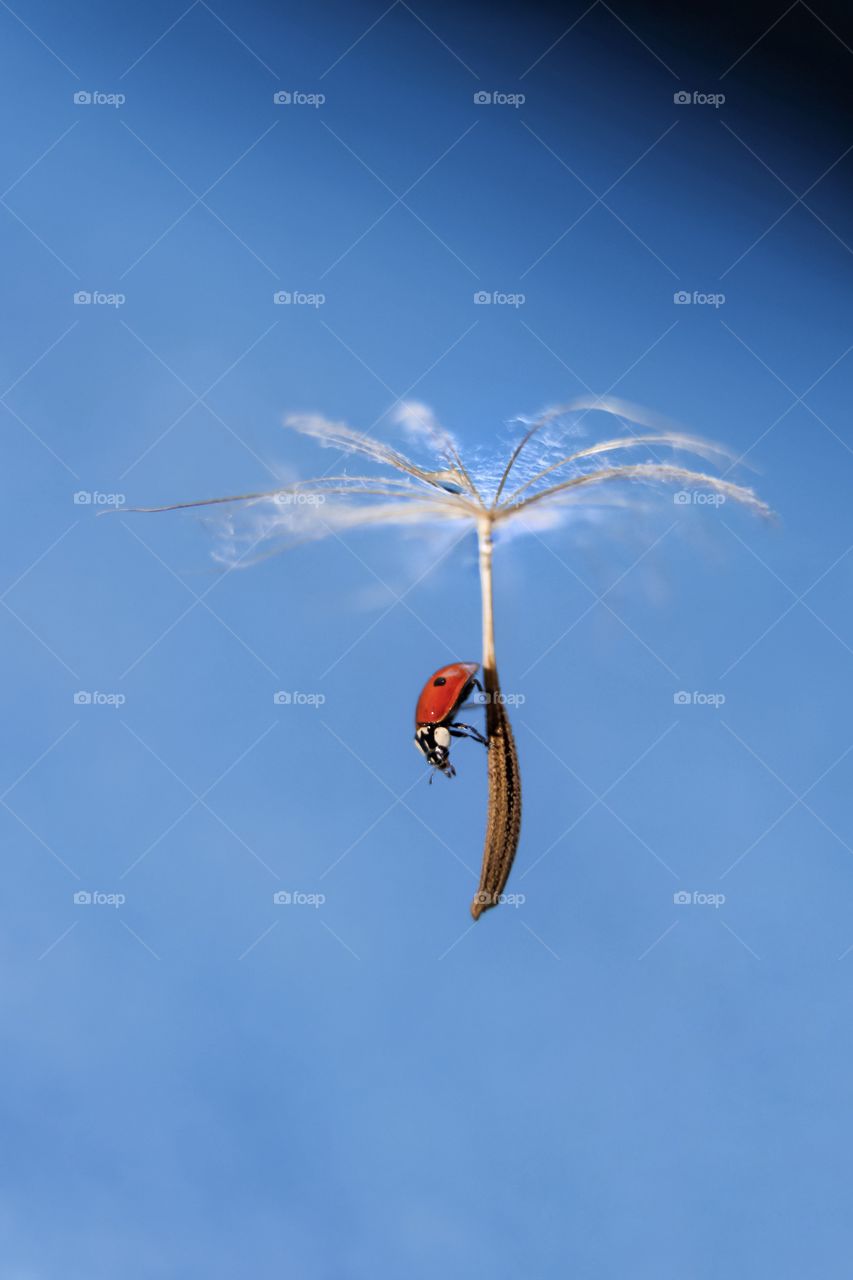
2,1,853,1275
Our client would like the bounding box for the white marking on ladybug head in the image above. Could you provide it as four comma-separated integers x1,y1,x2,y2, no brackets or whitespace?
434,726,451,749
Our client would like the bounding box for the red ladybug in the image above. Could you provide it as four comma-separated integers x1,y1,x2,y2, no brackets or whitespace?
414,662,488,780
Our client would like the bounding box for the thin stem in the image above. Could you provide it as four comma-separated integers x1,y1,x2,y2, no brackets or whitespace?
478,518,496,687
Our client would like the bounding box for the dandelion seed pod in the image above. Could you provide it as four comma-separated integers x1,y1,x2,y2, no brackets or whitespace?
120,399,768,927
470,667,522,920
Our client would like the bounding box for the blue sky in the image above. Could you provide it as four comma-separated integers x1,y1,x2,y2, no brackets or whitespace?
2,0,853,1275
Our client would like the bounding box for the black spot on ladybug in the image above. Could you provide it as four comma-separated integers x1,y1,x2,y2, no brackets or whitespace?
433,676,447,686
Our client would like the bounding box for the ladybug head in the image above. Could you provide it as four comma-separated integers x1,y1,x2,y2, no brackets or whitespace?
414,724,456,779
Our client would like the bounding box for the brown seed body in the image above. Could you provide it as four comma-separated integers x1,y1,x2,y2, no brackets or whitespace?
470,665,522,919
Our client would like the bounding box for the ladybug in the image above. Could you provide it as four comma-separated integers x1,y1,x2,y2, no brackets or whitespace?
414,662,488,780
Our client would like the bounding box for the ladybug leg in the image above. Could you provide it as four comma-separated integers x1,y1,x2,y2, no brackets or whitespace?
457,677,486,712
449,722,489,747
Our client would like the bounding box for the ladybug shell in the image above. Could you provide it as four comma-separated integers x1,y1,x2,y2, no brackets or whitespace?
415,662,479,726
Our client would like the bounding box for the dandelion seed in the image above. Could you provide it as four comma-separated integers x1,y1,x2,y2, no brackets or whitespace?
116,398,770,919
